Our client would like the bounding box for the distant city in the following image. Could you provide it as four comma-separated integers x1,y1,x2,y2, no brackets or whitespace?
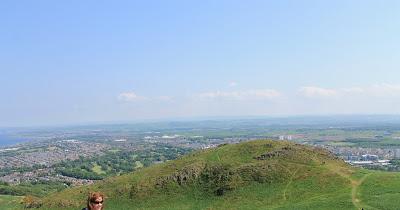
2,116,400,187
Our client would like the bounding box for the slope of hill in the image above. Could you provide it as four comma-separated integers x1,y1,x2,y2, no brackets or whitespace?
0,195,23,210
19,140,400,209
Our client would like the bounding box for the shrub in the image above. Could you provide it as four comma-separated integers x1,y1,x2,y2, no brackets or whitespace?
199,163,235,196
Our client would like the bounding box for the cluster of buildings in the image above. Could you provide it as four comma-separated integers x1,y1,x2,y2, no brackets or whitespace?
0,140,111,185
0,140,109,169
328,146,400,160
0,168,94,186
324,145,398,166
344,154,391,166
278,135,293,140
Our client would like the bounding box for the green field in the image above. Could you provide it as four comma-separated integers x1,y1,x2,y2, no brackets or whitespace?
0,195,23,210
4,140,400,209
92,163,107,175
358,171,400,209
134,161,143,169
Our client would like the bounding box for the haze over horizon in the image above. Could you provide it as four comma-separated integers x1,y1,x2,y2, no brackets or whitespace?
2,1,400,127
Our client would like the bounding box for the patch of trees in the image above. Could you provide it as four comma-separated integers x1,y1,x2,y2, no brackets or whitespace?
54,144,192,180
56,168,104,180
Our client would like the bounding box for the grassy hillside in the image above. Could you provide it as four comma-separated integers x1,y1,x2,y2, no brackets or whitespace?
12,140,400,209
0,195,23,210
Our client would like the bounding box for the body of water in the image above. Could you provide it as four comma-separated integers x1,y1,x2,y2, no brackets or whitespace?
0,135,29,147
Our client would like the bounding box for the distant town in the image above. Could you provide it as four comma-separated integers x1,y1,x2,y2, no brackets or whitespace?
2,117,400,189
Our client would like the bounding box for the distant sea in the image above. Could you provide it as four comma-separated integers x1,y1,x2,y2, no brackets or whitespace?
0,135,30,147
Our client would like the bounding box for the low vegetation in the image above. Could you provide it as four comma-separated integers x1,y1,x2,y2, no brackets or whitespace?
0,195,23,210
3,139,400,209
36,140,357,209
0,181,66,197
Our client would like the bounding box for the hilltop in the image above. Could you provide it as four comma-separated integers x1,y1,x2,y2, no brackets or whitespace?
17,140,400,209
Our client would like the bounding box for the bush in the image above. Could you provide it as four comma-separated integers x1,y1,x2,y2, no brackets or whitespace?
199,164,235,196
22,195,42,208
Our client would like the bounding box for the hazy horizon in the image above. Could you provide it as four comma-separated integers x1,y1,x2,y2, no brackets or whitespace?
2,1,400,127
2,114,400,129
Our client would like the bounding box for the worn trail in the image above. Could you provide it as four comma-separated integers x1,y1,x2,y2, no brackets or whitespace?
282,168,299,201
351,173,373,210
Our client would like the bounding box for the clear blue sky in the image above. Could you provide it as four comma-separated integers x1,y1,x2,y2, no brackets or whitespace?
1,0,400,126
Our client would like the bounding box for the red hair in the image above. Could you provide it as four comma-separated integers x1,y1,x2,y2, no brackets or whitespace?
86,192,105,210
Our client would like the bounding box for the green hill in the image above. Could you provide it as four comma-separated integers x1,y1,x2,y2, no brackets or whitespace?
15,140,400,209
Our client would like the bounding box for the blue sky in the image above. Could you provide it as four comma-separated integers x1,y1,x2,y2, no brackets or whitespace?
1,0,400,126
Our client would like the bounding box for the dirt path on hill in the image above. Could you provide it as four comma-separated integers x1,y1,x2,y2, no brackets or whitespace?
351,173,372,210
325,163,374,210
216,150,221,162
282,168,299,201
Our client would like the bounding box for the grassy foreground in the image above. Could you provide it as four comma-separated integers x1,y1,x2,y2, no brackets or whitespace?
6,140,400,209
0,195,23,210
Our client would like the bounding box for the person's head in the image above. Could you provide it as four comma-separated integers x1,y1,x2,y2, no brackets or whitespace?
87,192,105,210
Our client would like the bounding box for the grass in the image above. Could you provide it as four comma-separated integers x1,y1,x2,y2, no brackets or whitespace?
92,163,106,175
0,195,23,210
36,140,356,209
5,139,400,210
108,149,121,153
329,141,356,147
358,171,400,209
134,161,143,169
